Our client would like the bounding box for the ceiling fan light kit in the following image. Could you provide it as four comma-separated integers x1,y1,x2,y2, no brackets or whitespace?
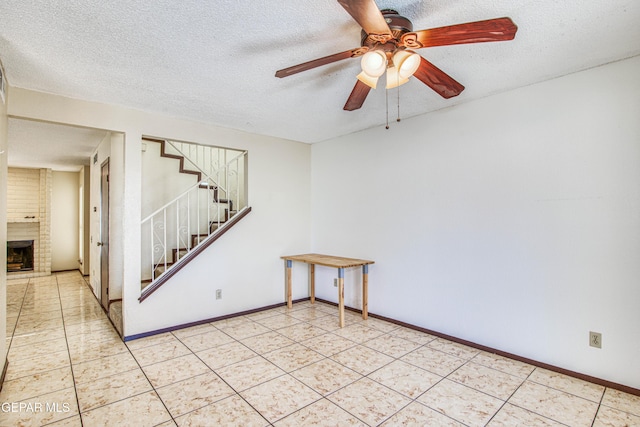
392,50,420,78
275,0,518,112
357,50,388,88
356,70,380,89
385,65,409,89
360,50,387,77
358,49,420,90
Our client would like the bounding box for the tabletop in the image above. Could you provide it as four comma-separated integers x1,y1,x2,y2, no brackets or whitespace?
281,253,374,269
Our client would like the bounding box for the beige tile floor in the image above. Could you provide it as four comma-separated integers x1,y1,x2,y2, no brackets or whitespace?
2,271,640,426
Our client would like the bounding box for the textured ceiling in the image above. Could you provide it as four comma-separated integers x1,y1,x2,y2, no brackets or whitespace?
1,0,640,169
7,119,108,172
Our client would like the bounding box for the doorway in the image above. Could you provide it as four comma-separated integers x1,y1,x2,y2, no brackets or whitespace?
100,159,110,310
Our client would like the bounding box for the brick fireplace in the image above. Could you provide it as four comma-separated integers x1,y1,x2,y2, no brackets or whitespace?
6,167,52,277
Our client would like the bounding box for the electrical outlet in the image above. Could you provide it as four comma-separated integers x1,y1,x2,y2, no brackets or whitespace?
333,278,338,287
215,289,222,300
589,331,602,349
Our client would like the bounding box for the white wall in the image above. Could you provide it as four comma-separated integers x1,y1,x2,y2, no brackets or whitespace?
89,133,112,298
89,133,125,301
311,56,640,389
51,171,79,271
140,140,215,282
141,140,198,219
132,136,311,333
78,166,90,275
0,63,8,379
8,89,311,338
108,133,125,301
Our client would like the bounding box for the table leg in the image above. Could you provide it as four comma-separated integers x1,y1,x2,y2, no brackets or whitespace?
286,260,292,309
362,264,368,320
338,267,345,327
310,264,315,304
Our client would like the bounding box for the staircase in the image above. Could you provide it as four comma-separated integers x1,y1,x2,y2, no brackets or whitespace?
140,137,251,301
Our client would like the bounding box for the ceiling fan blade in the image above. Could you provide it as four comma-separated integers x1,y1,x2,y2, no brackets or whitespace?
344,80,372,111
413,57,465,99
275,47,367,78
338,0,394,43
401,17,517,49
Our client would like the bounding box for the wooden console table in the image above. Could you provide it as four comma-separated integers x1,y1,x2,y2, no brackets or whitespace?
281,253,375,327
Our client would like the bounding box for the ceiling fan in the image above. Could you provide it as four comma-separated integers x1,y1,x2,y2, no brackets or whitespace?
275,0,518,111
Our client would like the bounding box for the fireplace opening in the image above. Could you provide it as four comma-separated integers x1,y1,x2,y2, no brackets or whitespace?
7,240,34,272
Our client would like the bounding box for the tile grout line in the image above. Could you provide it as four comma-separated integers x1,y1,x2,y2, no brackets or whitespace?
168,323,274,426
268,324,363,425
283,312,411,426
496,367,574,427
359,332,541,426
448,352,534,426
526,374,608,403
132,315,303,423
273,310,391,425
209,307,374,425
7,285,637,426
319,311,446,424
481,359,532,427
122,327,177,425
397,341,475,426
6,281,68,377
351,320,473,425
59,273,153,425
407,340,601,426
363,337,428,427
4,281,66,385
222,313,333,425
55,274,83,426
590,386,607,427
9,294,462,424
4,277,30,358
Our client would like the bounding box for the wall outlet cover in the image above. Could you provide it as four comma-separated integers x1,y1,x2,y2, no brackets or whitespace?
589,331,602,349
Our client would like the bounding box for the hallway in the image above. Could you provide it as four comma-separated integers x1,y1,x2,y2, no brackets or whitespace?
2,271,640,426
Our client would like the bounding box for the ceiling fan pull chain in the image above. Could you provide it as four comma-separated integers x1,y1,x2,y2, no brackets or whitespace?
385,87,390,129
397,85,401,123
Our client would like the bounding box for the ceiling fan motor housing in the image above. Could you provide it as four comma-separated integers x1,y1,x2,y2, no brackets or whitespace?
361,9,413,51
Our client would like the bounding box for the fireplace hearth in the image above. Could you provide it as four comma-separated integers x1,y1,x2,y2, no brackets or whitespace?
7,240,34,272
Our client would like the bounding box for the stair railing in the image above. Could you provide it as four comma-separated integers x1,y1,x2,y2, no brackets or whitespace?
141,148,248,288
164,139,247,212
164,140,244,190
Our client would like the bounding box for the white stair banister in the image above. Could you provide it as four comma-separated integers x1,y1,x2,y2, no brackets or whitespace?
141,141,248,291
